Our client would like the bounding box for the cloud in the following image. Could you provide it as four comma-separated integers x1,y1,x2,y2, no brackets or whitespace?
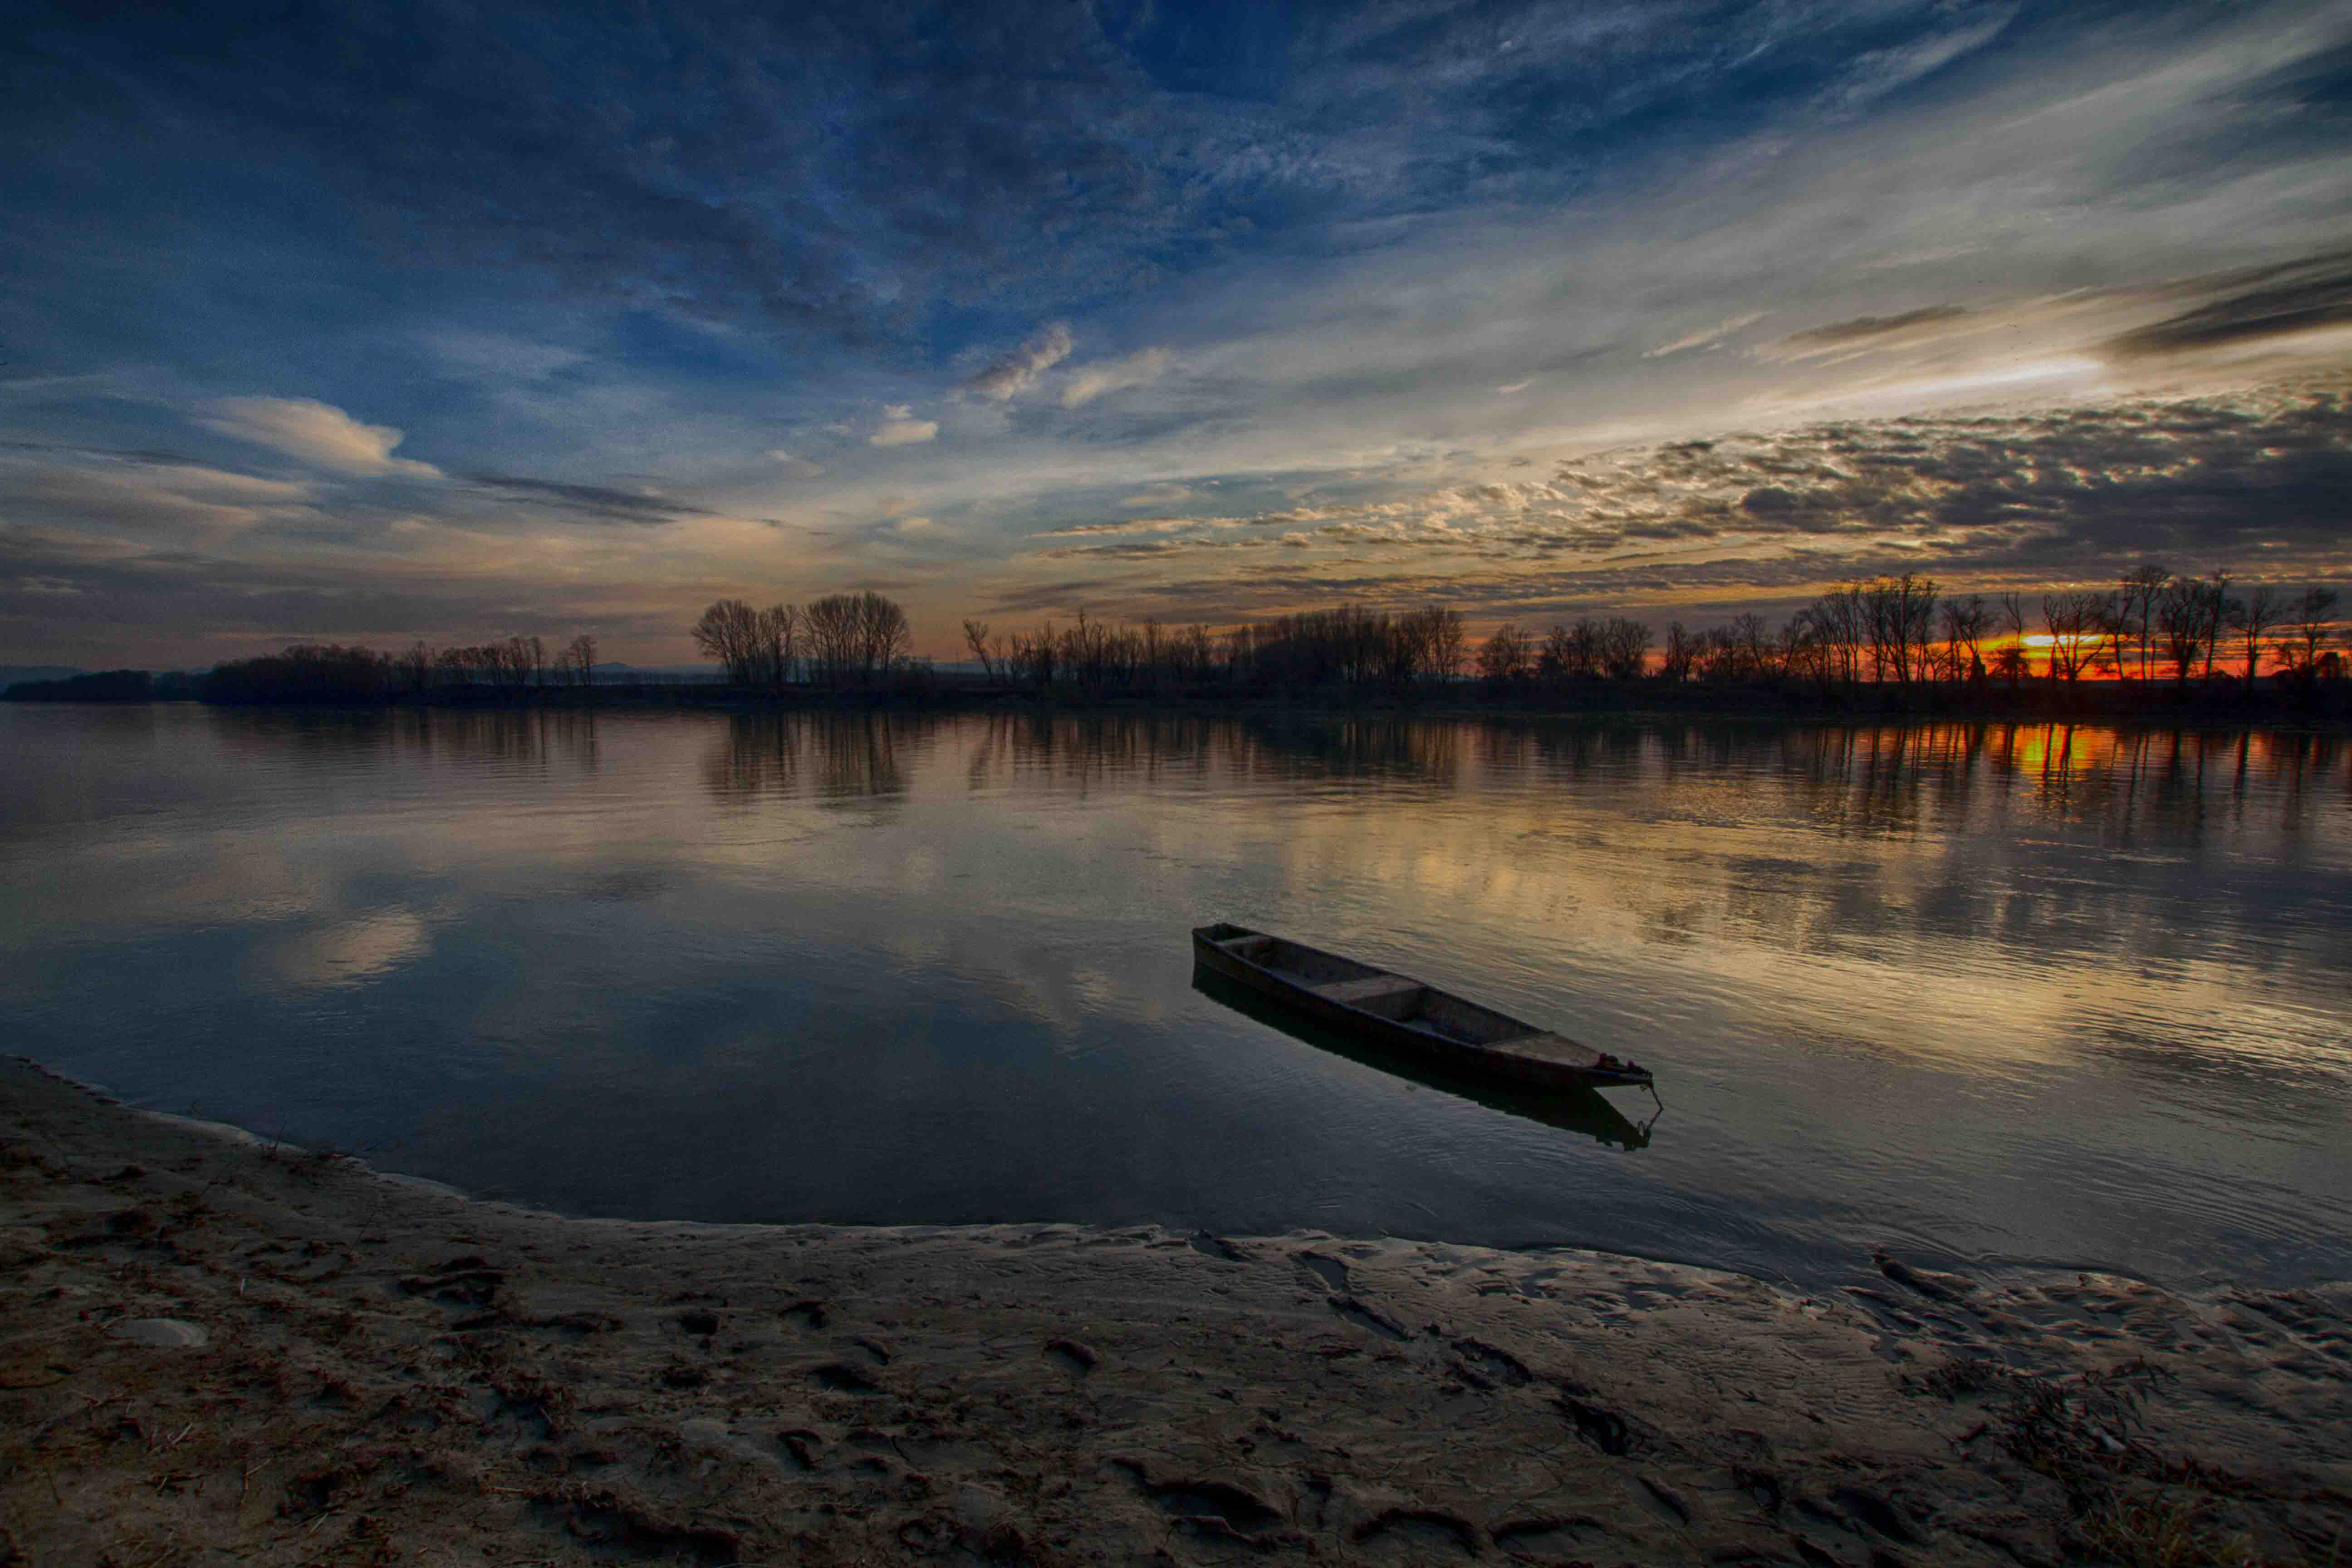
1061,347,1171,408
962,322,1075,402
1644,312,1769,359
869,406,939,447
466,474,711,524
0,445,315,548
767,451,825,477
999,387,2352,621
1767,306,1972,359
198,397,441,479
428,332,586,383
1817,8,2017,115
1118,483,1192,507
2103,255,2352,360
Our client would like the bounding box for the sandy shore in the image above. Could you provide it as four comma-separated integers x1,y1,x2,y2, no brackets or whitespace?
2,1059,2345,1566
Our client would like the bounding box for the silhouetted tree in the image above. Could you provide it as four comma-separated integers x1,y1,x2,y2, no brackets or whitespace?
1996,592,2027,690
2041,590,2113,682
692,599,763,684
563,633,597,688
1940,594,1991,683
394,641,433,694
1477,623,1530,691
2278,586,2342,685
963,619,999,685
2118,564,2168,682
2155,576,2207,688
2230,585,2281,691
1658,622,1699,683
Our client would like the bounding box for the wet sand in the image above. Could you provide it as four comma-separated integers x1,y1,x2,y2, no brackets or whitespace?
2,1057,2345,1566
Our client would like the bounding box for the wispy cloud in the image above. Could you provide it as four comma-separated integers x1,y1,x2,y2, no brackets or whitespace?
962,322,1075,402
869,405,939,448
466,474,710,524
1766,306,1972,360
2103,253,2352,360
1061,347,1171,408
1643,312,1769,359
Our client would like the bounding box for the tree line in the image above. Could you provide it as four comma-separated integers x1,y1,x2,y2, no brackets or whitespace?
198,633,601,702
10,569,2342,709
1472,571,2343,695
956,568,2344,702
956,605,1475,697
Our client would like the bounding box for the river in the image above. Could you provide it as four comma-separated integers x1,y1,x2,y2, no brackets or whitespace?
4,704,2347,1290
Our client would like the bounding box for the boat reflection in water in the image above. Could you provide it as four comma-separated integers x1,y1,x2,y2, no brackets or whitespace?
1191,965,1657,1152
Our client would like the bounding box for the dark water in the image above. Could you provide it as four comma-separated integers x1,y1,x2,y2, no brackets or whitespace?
5,705,2348,1290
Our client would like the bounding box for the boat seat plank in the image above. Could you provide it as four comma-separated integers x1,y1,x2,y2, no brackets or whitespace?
1312,976,1425,1007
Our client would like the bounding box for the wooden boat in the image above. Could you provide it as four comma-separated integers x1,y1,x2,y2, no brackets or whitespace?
1192,923,1653,1090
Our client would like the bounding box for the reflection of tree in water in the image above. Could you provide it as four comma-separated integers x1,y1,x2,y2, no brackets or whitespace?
811,713,906,804
208,705,390,763
703,713,798,804
703,713,911,806
209,706,602,775
418,710,600,773
1626,720,2351,976
1240,717,1461,786
960,713,1466,794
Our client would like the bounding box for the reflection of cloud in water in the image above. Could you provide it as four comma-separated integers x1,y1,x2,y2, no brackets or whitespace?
263,909,430,990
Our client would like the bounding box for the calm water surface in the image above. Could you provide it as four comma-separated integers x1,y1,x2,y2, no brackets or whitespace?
5,705,2348,1290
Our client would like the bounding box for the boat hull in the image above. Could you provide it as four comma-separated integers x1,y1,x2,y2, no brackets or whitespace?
1191,923,1653,1091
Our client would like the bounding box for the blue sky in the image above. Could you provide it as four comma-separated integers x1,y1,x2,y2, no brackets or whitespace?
4,0,2350,664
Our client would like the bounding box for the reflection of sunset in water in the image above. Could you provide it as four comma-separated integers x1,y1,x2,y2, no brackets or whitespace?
2,705,2347,1292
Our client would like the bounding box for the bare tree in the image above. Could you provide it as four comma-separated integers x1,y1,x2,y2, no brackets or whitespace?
2040,590,2113,682
2277,586,2342,683
1939,594,1991,683
755,603,799,691
1658,622,1700,683
394,641,433,694
1414,607,1467,686
1476,624,1530,691
2118,564,2169,682
2198,569,2231,683
1815,583,1866,685
1858,573,1938,684
854,592,911,681
801,595,858,686
563,633,597,688
2154,576,2206,687
1996,592,2027,690
963,619,998,686
2229,585,2281,691
1597,618,1651,681
692,600,764,685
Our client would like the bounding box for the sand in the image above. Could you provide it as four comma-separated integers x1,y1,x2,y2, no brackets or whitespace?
2,1058,2345,1566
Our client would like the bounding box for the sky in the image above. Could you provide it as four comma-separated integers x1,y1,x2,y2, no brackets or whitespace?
4,0,2350,667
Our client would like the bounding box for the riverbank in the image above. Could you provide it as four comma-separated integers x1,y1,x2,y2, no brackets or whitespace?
2,1060,2346,1565
10,676,2350,731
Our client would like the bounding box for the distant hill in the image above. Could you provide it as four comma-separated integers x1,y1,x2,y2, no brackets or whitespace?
589,662,726,683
